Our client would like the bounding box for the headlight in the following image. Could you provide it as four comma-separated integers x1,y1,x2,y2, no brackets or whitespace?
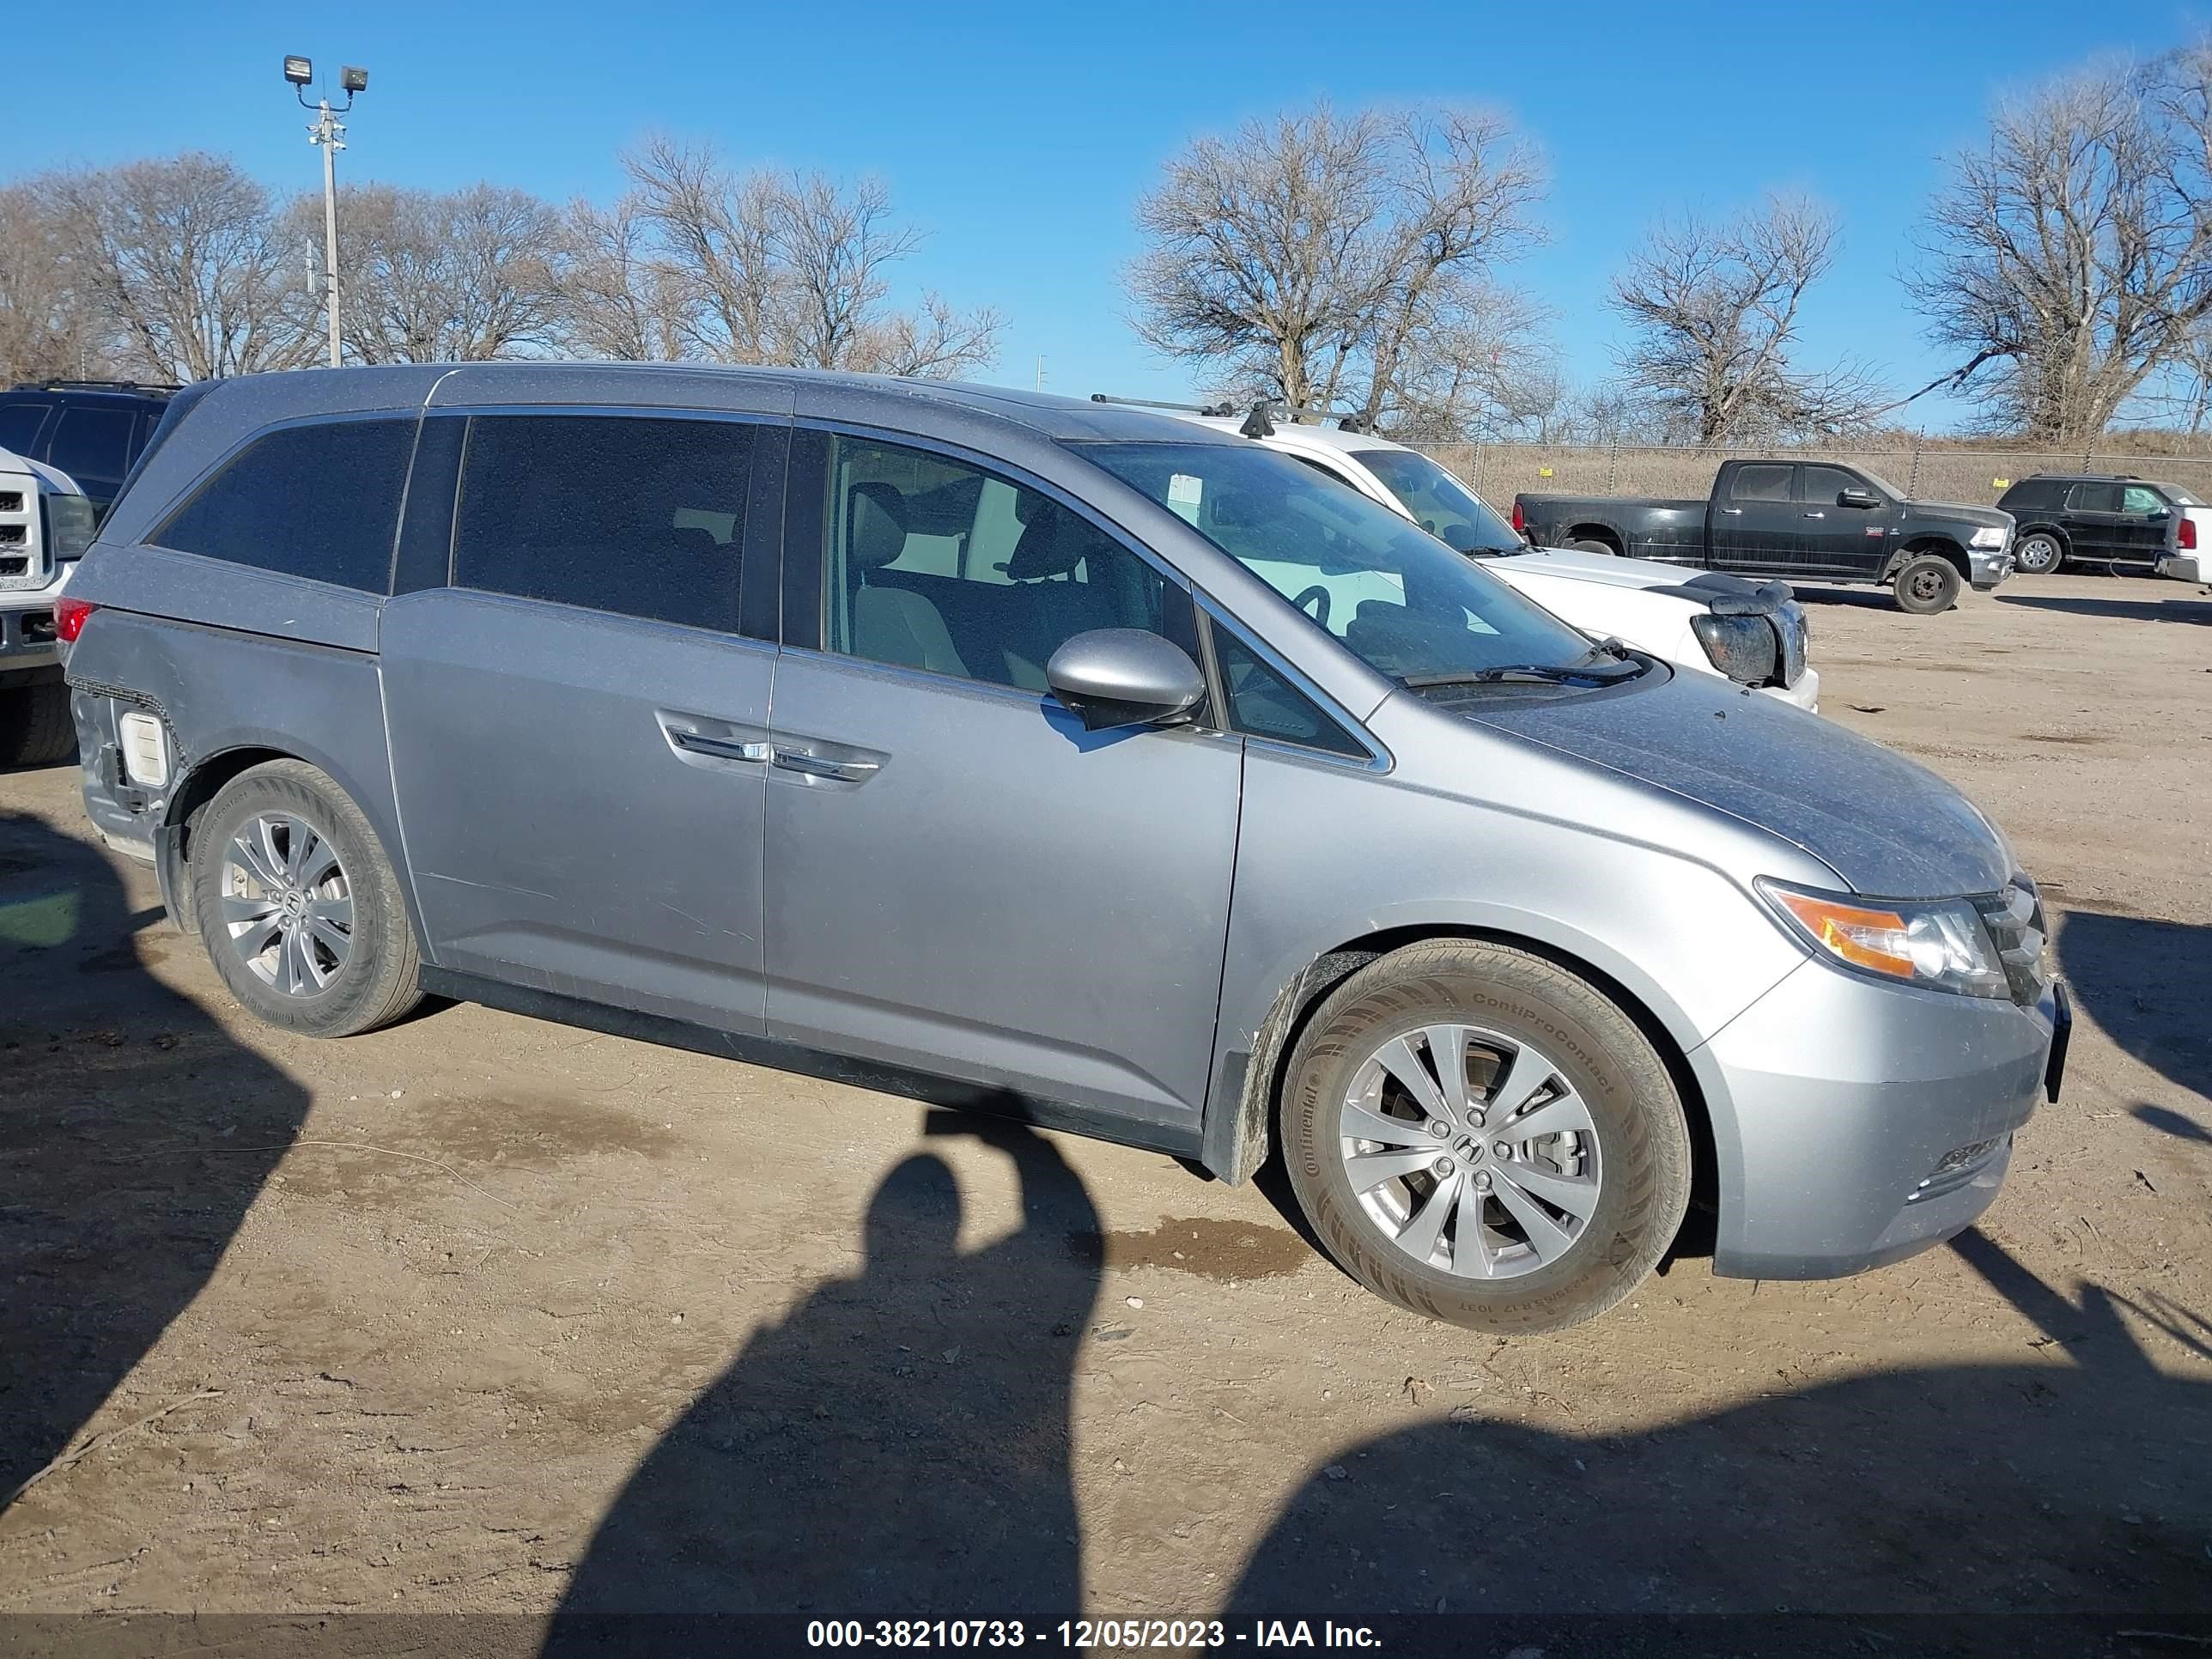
43,494,95,559
1689,612,1779,684
1969,526,2008,550
1759,879,2009,999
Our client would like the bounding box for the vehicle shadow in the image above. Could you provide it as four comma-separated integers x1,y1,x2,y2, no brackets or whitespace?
0,810,310,1510
2055,908,2212,1102
1224,1227,2212,1649
544,1112,1101,1644
1996,593,2212,623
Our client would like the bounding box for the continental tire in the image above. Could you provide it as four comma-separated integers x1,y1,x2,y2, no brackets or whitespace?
1279,939,1691,1334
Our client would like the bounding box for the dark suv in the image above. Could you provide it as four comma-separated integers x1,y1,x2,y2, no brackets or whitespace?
1995,472,2199,575
0,381,175,516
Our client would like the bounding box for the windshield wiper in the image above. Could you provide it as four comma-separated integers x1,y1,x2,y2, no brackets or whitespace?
1401,640,1646,690
1401,661,1640,689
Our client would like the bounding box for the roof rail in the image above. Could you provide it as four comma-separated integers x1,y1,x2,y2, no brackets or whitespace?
1091,390,1382,437
9,378,180,394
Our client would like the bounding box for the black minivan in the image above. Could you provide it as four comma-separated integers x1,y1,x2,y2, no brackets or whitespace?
1996,472,2198,574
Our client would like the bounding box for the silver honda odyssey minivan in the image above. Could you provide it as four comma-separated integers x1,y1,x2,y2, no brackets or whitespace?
60,364,2068,1333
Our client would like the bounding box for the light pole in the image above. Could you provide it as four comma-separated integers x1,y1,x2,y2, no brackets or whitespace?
283,55,367,369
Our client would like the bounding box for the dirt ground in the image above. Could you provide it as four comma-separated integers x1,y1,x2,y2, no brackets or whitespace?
2,570,2209,1651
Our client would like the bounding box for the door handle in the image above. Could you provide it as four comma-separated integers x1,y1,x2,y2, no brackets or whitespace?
1718,507,1743,515
671,730,771,763
773,748,880,782
1802,510,1826,520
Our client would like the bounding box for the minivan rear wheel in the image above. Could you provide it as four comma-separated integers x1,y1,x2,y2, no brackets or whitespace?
190,760,422,1037
1279,940,1690,1334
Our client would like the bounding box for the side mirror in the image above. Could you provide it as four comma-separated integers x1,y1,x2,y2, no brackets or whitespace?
1838,487,1880,509
2149,507,2172,520
1045,629,1206,732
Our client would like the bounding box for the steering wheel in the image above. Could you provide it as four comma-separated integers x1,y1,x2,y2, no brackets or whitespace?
1291,584,1332,628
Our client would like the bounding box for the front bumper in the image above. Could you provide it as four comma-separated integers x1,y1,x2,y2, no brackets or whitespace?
1756,666,1820,714
0,602,64,683
1968,544,2015,590
1691,955,2058,1280
2157,552,2203,583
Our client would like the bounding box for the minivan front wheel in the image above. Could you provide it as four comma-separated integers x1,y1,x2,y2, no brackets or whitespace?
191,760,422,1037
1280,940,1690,1334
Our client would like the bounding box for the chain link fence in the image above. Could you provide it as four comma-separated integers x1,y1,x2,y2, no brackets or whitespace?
1406,441,2212,508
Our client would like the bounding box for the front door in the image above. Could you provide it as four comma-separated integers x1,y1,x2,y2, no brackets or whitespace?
763,430,1241,1139
1797,464,1893,577
1710,462,1800,572
382,410,785,1034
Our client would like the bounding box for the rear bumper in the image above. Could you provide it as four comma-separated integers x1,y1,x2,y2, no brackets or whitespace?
2157,552,2203,583
1967,544,2015,590
1692,957,2057,1280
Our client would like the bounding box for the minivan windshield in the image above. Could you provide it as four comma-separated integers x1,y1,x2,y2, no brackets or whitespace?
1081,441,1619,688
1349,446,1523,554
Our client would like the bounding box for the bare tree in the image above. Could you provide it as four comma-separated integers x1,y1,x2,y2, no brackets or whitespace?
47,153,316,380
1612,194,1882,444
1909,44,2212,445
613,137,1000,378
556,194,692,362
319,183,568,363
0,179,104,383
1127,100,1547,434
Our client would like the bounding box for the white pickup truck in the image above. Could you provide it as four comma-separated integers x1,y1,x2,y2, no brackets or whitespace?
1161,409,1820,712
1,447,96,765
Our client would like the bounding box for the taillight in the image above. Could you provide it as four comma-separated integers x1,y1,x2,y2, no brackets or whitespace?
55,596,96,643
2180,514,2197,550
1511,498,1525,534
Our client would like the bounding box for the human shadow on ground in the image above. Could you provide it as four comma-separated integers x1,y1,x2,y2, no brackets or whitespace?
1226,1226,2211,1654
545,1113,1101,1644
0,810,310,1509
2057,908,2212,1103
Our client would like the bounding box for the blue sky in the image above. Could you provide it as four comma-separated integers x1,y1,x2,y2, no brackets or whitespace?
9,0,2201,429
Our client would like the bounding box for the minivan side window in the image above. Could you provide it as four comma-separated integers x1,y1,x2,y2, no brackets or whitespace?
1729,464,1793,502
813,434,1176,692
453,415,756,632
152,418,415,592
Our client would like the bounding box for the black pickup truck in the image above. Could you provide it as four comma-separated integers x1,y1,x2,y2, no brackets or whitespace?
1514,459,2017,614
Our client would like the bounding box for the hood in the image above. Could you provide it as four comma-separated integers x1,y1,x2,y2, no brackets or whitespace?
1490,543,1726,592
1909,501,2011,532
1455,671,2013,899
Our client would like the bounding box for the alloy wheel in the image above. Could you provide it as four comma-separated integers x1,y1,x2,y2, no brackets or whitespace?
1339,1024,1602,1279
220,812,353,996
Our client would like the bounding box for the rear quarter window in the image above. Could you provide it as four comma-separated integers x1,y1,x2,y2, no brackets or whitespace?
1999,480,2063,511
151,418,416,592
